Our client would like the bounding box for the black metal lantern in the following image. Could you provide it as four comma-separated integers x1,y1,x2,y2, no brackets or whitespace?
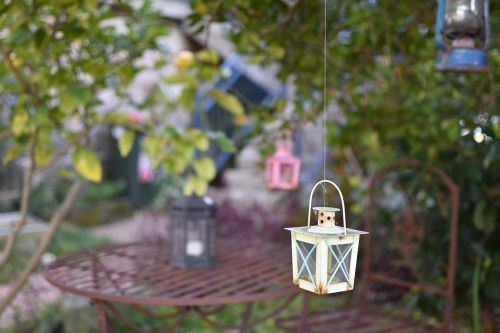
169,196,217,268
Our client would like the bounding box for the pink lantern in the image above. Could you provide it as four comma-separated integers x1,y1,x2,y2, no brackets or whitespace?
266,141,301,190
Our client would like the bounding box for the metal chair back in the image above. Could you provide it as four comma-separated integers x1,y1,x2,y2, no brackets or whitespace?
359,159,459,329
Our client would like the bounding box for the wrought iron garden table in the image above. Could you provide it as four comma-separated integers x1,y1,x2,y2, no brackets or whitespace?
44,238,301,333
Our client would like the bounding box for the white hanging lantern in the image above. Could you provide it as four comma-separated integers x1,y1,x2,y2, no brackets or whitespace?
286,180,368,295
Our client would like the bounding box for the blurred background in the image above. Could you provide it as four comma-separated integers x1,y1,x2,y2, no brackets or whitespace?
0,0,498,332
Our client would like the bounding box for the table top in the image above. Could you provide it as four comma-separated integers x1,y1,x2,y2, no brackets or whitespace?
44,238,298,306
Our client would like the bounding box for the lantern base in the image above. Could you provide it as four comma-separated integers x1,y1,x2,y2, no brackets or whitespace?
435,48,488,73
169,257,215,269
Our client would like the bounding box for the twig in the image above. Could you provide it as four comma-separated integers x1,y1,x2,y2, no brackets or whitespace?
1,48,40,104
261,0,300,35
0,180,83,316
0,131,38,268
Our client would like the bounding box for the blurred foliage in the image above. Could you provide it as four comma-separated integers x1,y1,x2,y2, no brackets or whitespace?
1,0,498,328
3,303,63,333
0,224,110,284
28,180,132,225
48,223,111,255
149,173,182,211
76,180,126,206
0,0,242,196
184,0,500,323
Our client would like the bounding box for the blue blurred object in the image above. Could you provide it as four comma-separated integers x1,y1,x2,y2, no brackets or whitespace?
435,48,488,72
435,0,490,73
192,54,282,172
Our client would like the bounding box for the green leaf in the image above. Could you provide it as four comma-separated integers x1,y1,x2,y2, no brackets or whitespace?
143,135,161,156
208,89,244,116
163,154,189,175
59,92,81,114
213,132,237,153
267,45,285,60
193,157,216,181
2,142,26,164
186,129,209,151
34,144,53,166
118,130,135,157
473,201,496,235
183,175,208,196
105,112,135,126
164,72,199,87
59,86,92,113
179,87,196,110
197,49,220,65
72,147,102,183
57,168,75,180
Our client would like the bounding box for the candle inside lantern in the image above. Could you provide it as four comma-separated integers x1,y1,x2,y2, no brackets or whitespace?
186,240,203,256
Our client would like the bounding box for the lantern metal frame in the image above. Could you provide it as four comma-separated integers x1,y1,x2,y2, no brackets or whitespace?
286,180,367,295
169,196,217,268
435,0,490,72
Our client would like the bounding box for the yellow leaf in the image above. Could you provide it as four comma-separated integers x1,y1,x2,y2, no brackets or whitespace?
2,142,25,164
143,135,160,156
11,112,30,136
8,52,23,68
72,147,102,182
34,144,52,166
193,157,216,181
183,175,208,196
118,130,135,157
234,114,249,125
174,51,195,69
186,129,209,151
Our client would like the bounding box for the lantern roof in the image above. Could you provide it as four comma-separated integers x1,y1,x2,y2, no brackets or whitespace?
285,226,368,238
171,196,217,217
312,207,340,213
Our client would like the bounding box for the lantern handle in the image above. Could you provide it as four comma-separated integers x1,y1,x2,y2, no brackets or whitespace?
307,179,347,236
435,0,447,51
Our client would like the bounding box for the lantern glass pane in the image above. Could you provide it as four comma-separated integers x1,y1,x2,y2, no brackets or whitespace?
186,219,204,257
171,219,185,259
279,162,295,183
327,243,352,286
444,0,483,36
296,240,317,284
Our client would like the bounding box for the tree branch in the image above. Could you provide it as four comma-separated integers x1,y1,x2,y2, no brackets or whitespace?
1,48,41,104
0,132,38,268
0,180,83,316
261,0,300,35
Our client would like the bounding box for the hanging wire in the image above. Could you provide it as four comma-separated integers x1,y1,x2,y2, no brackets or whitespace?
322,0,328,207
